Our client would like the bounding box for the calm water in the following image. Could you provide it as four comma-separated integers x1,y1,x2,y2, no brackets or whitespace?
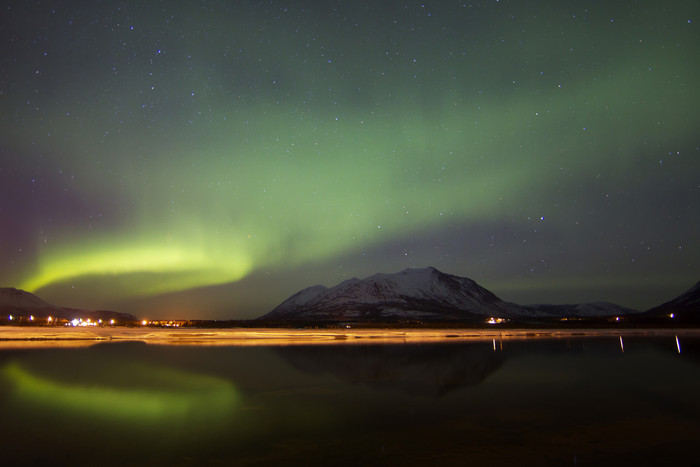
1,335,699,466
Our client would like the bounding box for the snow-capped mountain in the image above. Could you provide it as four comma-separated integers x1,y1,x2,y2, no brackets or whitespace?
262,267,523,321
0,287,55,310
261,267,644,322
0,287,137,323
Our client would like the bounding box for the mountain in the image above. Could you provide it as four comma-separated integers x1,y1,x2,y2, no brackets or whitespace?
261,267,645,322
523,301,639,318
0,287,54,310
261,267,640,322
0,287,137,323
261,267,520,322
643,281,700,322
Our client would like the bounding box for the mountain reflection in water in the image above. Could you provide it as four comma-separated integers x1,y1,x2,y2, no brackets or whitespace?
275,343,504,397
0,336,699,466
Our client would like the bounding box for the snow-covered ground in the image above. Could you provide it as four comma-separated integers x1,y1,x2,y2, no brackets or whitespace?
0,326,697,348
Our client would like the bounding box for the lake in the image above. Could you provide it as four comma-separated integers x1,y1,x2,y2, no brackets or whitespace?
1,330,698,465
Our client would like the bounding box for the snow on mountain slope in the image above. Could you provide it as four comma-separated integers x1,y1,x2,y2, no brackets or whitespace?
0,287,55,310
261,267,521,321
261,267,648,322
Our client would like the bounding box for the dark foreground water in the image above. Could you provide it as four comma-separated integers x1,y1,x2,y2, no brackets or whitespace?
1,335,699,466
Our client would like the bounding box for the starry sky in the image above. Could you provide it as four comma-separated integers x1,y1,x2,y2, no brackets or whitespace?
1,1,698,319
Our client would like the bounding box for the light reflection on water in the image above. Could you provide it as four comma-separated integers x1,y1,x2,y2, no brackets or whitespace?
1,336,699,465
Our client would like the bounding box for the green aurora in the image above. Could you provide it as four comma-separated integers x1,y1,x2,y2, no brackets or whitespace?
1,1,698,318
2,360,238,424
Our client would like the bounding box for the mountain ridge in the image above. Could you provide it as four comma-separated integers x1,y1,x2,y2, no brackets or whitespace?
261,267,641,322
643,280,700,321
0,287,137,323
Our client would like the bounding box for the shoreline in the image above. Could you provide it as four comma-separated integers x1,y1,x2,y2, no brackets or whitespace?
0,326,698,348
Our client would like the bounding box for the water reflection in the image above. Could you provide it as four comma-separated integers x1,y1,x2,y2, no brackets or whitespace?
2,357,238,425
0,336,698,465
275,342,504,397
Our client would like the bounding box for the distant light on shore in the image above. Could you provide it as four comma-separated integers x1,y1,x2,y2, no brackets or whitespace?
487,317,506,325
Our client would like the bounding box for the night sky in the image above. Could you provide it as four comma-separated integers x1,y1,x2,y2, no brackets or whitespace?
1,1,698,319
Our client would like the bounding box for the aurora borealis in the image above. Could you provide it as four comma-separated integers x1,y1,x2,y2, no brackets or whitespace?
1,1,698,319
